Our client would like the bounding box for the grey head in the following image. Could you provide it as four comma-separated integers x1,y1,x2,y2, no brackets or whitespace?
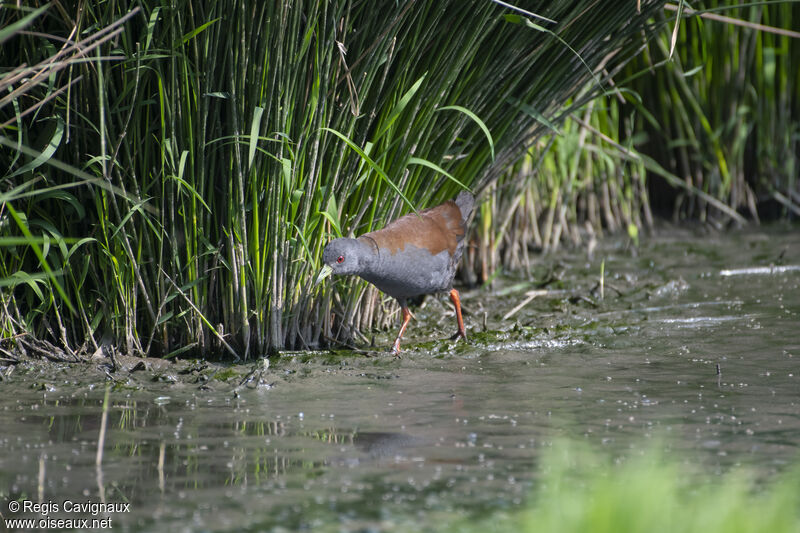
315,237,376,285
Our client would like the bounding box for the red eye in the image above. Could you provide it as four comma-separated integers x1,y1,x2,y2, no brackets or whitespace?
337,255,345,264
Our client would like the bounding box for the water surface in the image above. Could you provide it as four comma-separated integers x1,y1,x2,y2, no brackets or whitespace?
1,227,798,532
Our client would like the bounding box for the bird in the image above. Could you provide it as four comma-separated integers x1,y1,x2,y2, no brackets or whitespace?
316,191,474,355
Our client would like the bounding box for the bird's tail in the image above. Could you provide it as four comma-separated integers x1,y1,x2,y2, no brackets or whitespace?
454,191,474,223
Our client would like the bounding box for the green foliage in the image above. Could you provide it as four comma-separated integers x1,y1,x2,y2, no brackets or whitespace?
0,1,665,356
622,1,800,220
461,442,800,533
465,1,799,281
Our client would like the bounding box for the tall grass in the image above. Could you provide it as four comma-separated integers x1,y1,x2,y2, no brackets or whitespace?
462,1,800,282
463,99,655,285
1,1,668,358
622,1,800,221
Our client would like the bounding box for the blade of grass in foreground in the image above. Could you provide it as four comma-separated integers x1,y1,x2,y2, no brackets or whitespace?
457,442,800,533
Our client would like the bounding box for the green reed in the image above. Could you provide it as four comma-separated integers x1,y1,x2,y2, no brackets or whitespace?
622,1,800,221
1,1,667,357
464,1,799,283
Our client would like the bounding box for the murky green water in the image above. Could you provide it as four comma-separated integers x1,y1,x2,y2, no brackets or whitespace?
1,228,798,532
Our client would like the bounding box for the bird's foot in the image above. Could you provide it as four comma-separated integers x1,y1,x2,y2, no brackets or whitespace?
449,329,467,342
391,341,403,358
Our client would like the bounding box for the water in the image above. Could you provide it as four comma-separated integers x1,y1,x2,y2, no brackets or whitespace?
1,227,798,531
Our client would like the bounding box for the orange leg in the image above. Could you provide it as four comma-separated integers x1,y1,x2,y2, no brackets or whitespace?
391,305,412,356
449,289,467,341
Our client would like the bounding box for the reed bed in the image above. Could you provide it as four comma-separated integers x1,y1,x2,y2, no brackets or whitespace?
1,1,672,358
464,1,800,283
626,1,800,222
